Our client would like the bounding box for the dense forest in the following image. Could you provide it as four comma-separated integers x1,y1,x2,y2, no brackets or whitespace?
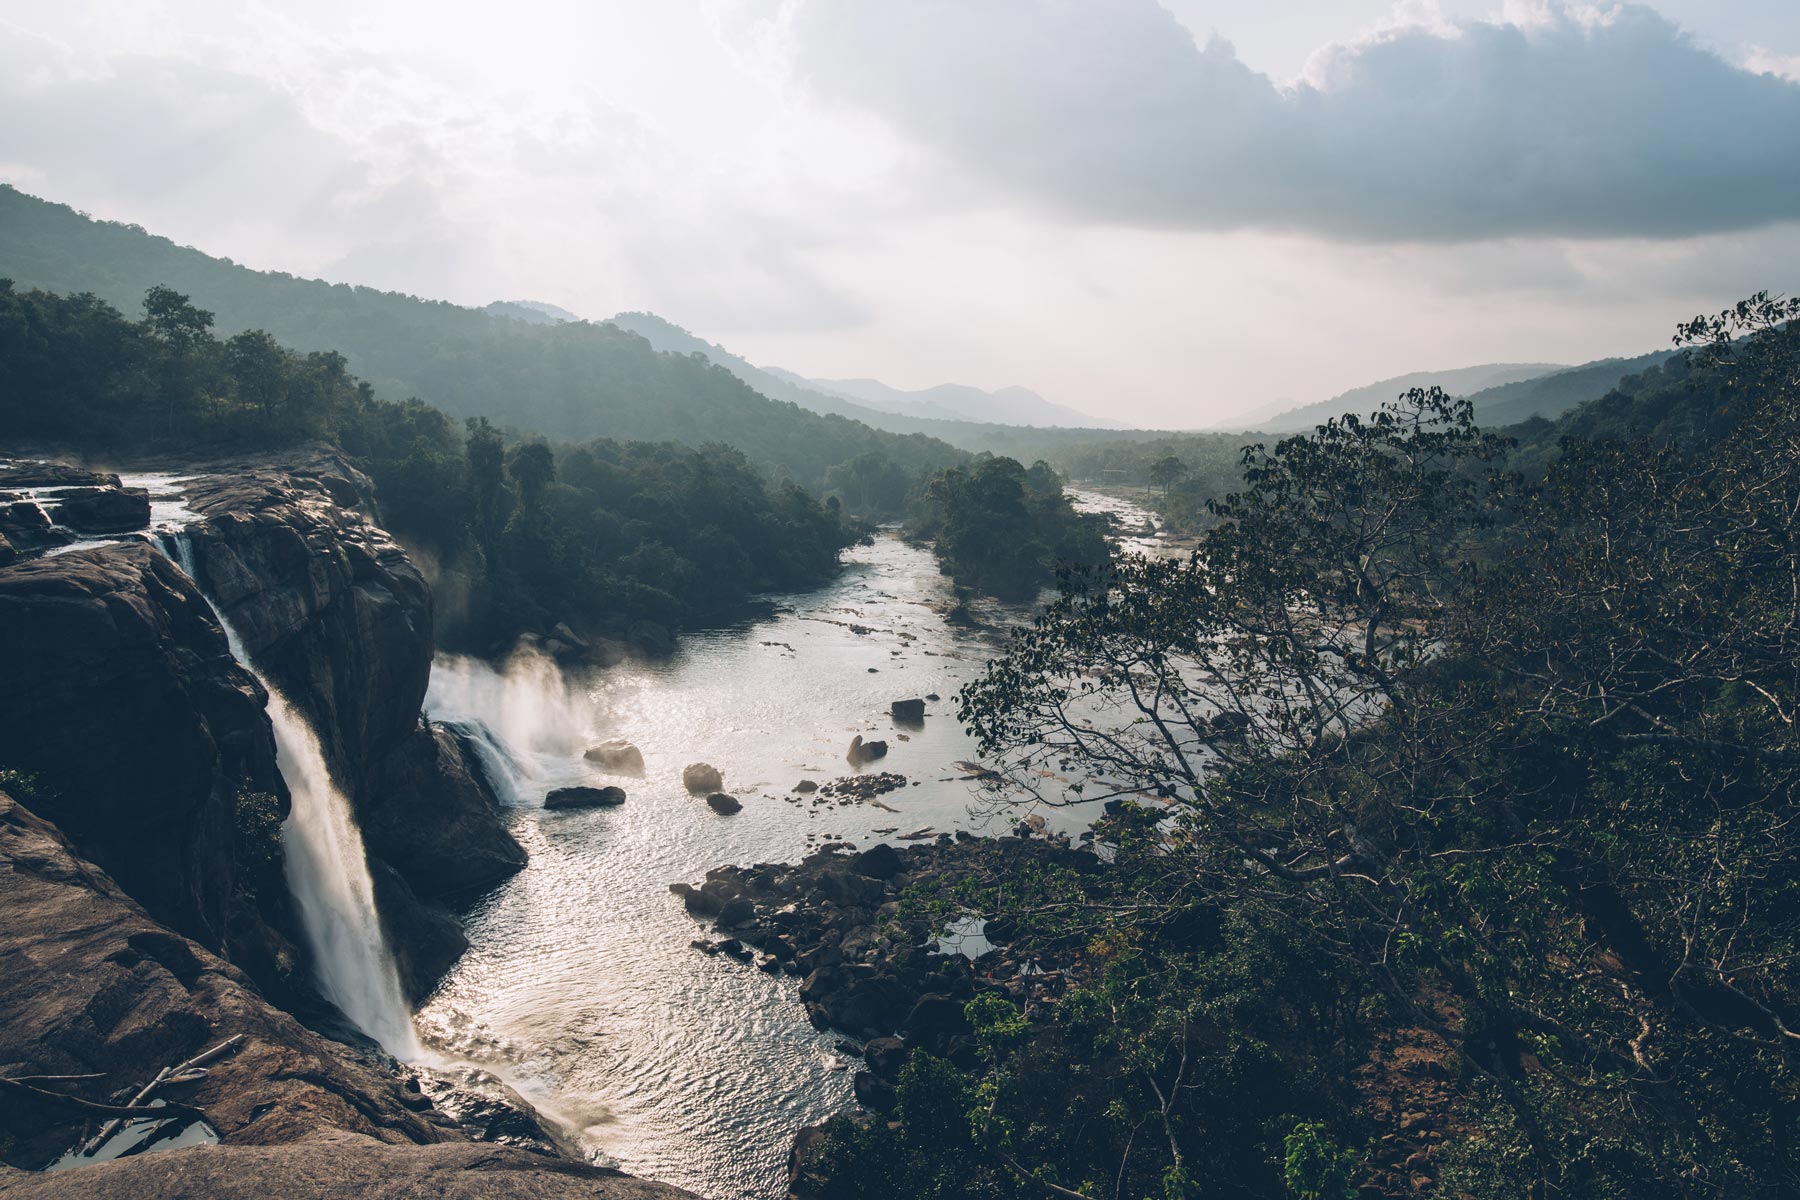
0,185,963,496
0,280,860,650
905,456,1109,602
804,296,1800,1199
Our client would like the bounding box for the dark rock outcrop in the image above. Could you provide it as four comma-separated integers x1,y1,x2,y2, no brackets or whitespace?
0,463,120,489
173,451,522,995
46,485,149,534
545,785,626,810
0,500,69,556
369,860,471,1005
889,698,925,724
0,544,283,954
705,792,743,816
362,725,526,896
180,455,431,798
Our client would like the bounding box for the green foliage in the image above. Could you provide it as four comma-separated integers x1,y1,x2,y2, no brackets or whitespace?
811,303,1800,1199
0,768,52,808
1282,1122,1356,1200
0,280,863,649
908,456,1109,600
233,788,284,895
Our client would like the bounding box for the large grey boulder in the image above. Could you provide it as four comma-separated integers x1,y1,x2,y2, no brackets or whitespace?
682,762,723,794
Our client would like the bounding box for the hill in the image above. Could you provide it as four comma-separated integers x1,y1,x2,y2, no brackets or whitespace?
1461,349,1677,428
0,185,961,492
774,372,1125,429
1249,362,1567,432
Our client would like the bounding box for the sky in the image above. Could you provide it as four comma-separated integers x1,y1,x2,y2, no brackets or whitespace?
2,1,1798,427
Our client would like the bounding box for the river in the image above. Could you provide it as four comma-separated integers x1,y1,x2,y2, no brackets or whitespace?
416,488,1165,1199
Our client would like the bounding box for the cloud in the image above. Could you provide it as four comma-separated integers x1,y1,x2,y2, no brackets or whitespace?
786,0,1800,241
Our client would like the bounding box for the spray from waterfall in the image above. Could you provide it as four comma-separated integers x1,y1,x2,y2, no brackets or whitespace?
426,648,594,805
162,534,419,1058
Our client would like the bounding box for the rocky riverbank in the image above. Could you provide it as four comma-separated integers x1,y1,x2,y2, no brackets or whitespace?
673,835,1094,1132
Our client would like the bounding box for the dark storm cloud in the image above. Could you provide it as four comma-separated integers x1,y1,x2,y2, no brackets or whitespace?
789,0,1800,240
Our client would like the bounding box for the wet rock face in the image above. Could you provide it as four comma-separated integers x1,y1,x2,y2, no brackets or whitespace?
0,543,282,952
362,726,527,897
181,454,431,795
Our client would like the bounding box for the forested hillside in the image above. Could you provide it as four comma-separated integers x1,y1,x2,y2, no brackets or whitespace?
0,281,859,651
804,296,1800,1200
0,185,962,492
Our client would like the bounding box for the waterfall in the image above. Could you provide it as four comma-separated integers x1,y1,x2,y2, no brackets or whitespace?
161,535,419,1058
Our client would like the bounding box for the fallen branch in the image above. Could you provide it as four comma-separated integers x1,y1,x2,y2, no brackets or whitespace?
79,1034,244,1156
0,1076,206,1123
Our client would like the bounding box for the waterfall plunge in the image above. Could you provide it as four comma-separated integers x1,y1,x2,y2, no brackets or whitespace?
164,535,418,1058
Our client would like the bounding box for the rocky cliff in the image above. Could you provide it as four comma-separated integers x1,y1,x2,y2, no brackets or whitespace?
174,451,528,997
0,543,284,961
0,451,525,1001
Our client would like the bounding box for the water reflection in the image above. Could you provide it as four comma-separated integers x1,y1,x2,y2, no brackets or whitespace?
419,499,1152,1198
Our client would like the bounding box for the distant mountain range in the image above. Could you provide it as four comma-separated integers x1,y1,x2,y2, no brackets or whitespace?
762,370,1127,429
599,312,1122,430
1241,355,1679,434
1244,363,1568,432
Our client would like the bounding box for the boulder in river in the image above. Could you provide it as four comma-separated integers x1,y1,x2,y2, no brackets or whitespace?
49,485,150,534
683,762,724,794
793,779,819,793
585,739,645,776
707,792,743,815
545,785,626,810
890,698,926,724
847,735,888,766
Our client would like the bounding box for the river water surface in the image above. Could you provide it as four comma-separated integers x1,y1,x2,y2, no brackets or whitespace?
417,491,1165,1198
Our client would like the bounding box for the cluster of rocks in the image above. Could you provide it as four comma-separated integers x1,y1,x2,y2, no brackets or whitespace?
0,463,152,563
808,772,908,805
671,836,1096,1115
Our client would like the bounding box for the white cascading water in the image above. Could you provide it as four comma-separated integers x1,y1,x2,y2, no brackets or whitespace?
164,535,419,1057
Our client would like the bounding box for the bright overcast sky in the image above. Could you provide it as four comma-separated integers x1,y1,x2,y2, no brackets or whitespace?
3,1,1799,427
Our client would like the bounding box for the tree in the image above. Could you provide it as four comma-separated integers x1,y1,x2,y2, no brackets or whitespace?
954,327,1800,1195
507,440,556,511
1147,454,1188,498
142,285,216,435
465,416,505,536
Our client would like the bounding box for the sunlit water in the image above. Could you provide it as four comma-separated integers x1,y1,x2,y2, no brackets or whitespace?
415,505,1159,1199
